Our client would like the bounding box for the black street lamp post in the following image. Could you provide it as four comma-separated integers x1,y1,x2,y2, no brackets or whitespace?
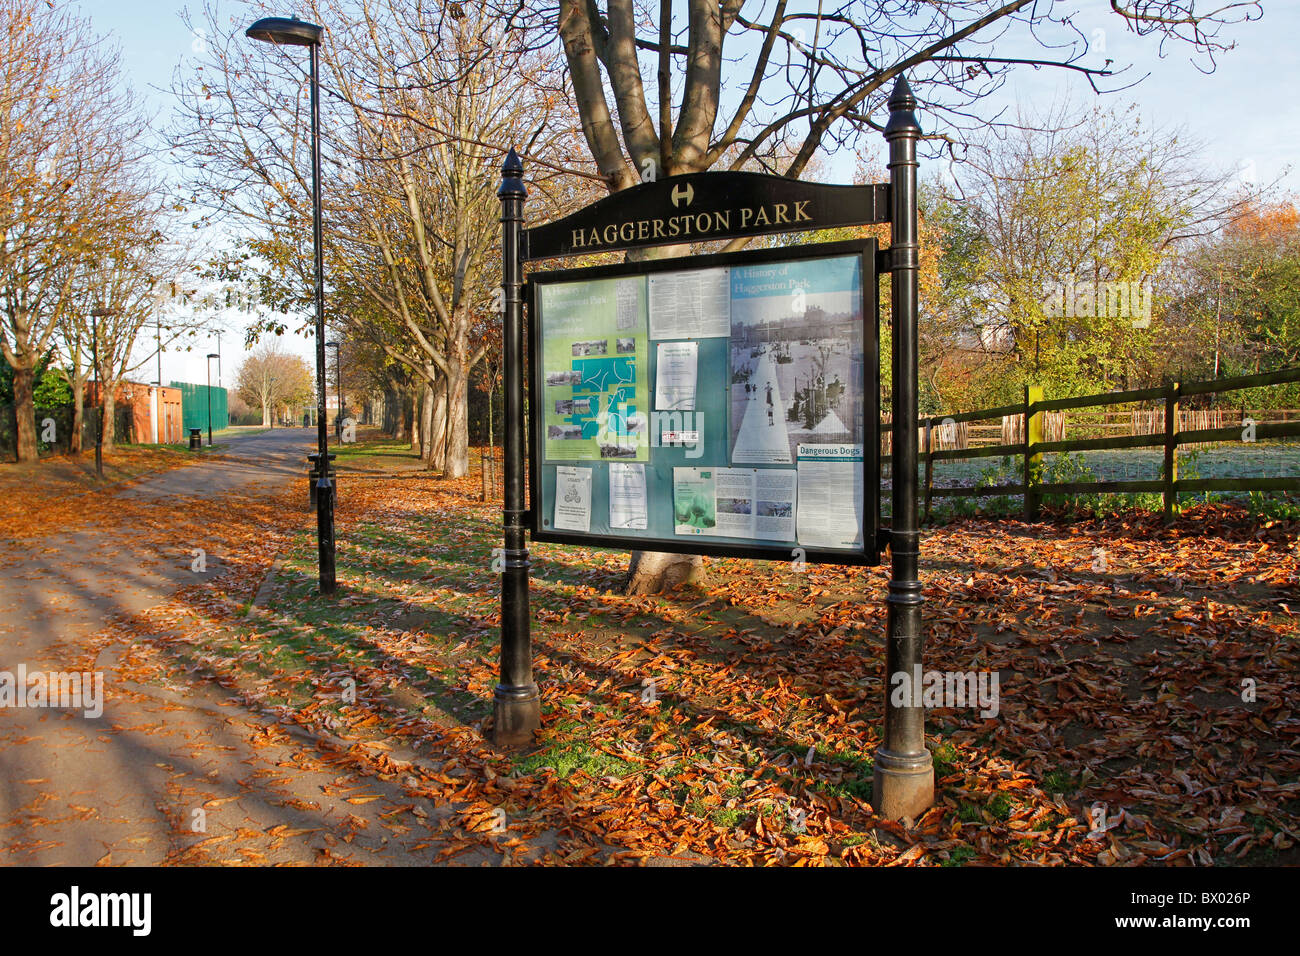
206,353,219,445
247,14,336,595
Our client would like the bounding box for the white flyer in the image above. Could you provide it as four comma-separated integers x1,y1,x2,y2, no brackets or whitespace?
553,465,593,532
712,467,756,538
615,277,641,330
654,341,698,411
608,462,648,530
795,444,864,548
753,468,797,541
648,268,730,338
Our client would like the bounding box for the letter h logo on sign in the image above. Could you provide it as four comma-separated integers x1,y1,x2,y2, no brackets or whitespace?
670,182,694,208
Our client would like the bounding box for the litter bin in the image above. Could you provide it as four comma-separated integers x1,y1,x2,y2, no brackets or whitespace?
189,428,202,451
307,453,338,511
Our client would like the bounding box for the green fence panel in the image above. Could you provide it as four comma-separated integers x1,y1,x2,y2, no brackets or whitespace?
170,382,229,435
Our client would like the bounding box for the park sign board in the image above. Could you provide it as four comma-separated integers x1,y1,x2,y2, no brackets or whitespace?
524,171,890,260
526,239,880,565
495,78,932,815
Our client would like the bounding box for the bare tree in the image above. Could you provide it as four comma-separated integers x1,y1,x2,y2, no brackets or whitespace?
236,341,314,427
0,0,153,461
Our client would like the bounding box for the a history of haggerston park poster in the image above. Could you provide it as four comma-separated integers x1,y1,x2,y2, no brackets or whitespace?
727,256,864,465
538,249,866,553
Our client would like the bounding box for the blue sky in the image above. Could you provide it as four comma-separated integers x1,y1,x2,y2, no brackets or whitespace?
85,0,1295,189
981,0,1297,194
76,0,1297,384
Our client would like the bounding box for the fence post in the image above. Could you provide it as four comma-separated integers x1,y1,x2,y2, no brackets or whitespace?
1024,384,1044,521
1163,381,1180,524
923,417,934,523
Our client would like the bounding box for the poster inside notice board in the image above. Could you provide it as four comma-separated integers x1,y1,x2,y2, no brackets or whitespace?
528,239,878,564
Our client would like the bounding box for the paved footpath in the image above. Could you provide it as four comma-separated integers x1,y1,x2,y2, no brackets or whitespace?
0,428,312,663
0,430,508,866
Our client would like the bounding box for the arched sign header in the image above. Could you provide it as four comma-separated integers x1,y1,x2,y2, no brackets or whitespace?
524,171,890,261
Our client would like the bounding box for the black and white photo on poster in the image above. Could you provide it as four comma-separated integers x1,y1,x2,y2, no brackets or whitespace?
727,256,864,465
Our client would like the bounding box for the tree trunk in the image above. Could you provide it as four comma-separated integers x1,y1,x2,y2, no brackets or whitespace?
625,549,703,595
11,364,38,462
418,380,434,463
428,376,448,471
444,361,470,478
101,388,117,453
70,375,84,454
397,387,413,443
384,386,401,437
411,403,421,453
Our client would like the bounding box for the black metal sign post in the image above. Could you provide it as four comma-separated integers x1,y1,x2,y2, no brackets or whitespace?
494,150,541,747
872,77,934,821
494,79,933,820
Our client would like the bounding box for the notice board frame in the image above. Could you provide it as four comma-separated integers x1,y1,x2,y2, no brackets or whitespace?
493,76,934,819
525,237,880,566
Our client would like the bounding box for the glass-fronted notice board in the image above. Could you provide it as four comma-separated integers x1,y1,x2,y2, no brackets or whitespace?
527,238,879,565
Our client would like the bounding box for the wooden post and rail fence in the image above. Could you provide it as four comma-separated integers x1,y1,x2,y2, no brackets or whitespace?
881,365,1300,524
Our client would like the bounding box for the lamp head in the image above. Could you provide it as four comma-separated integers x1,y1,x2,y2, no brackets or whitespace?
246,16,323,47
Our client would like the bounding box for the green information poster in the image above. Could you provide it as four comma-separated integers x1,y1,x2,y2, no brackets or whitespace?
540,276,649,462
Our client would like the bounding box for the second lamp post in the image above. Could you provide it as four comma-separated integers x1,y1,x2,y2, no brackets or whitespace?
205,353,219,445
246,14,336,594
